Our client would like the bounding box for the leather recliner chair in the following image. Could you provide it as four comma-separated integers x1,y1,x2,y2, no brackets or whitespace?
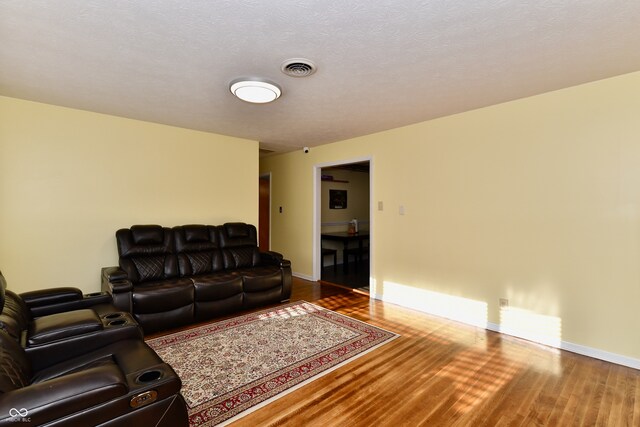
0,271,142,369
0,271,188,426
0,329,188,426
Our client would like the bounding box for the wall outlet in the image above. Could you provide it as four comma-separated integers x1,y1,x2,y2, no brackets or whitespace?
499,298,509,308
399,205,405,215
378,201,384,211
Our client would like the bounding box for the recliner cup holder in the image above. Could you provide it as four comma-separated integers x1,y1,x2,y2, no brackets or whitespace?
104,313,123,320
108,319,127,326
136,370,162,383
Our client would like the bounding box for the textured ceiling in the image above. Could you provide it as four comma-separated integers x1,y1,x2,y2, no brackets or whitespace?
2,1,640,154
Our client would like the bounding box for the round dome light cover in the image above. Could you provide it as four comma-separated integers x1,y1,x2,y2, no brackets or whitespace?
230,80,281,103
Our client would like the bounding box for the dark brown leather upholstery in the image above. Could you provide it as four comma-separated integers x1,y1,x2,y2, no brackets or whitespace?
0,271,143,370
0,271,188,426
117,225,178,284
0,330,188,426
102,223,292,333
27,309,102,345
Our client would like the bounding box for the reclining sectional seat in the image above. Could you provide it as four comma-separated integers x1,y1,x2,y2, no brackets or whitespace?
0,272,188,426
102,222,292,333
0,271,141,370
0,328,187,426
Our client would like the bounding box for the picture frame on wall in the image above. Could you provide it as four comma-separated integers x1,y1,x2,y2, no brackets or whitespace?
329,189,347,209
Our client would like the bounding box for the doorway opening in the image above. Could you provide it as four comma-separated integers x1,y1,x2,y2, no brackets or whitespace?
258,173,271,250
314,159,371,293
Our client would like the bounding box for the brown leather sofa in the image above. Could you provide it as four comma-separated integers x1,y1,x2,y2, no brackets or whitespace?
102,222,292,334
0,272,188,426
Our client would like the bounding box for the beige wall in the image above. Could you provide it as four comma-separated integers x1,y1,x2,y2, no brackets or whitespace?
0,97,258,293
260,71,640,361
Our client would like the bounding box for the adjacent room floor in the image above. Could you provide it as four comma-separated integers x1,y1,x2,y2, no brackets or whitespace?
321,261,370,292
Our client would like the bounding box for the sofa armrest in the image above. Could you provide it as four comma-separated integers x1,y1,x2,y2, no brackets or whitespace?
27,293,114,318
101,267,133,312
258,251,292,301
0,365,127,427
20,287,83,309
28,309,102,346
260,250,283,262
280,258,291,268
260,251,291,268
102,266,128,282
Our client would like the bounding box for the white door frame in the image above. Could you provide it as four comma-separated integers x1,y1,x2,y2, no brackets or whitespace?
313,156,373,293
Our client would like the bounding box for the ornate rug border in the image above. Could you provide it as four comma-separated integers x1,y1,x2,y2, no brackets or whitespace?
218,326,398,426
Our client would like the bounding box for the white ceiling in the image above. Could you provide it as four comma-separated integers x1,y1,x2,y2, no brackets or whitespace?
2,1,640,154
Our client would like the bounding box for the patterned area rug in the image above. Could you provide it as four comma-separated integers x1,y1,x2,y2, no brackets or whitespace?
146,301,398,426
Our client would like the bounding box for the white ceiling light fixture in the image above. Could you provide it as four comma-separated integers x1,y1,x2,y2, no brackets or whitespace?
229,79,281,104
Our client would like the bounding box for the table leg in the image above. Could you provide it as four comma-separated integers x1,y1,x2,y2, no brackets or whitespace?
343,241,349,273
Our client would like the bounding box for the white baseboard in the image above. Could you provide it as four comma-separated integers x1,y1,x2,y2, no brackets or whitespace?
559,339,640,370
374,292,640,371
293,272,314,281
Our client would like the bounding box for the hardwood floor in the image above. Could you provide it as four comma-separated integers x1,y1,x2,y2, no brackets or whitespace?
230,277,640,427
321,261,370,289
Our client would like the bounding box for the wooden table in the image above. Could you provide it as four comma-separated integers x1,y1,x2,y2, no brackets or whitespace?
321,232,369,273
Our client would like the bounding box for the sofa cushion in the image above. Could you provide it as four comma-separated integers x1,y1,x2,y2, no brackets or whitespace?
0,330,32,391
225,223,250,238
184,225,209,242
116,226,178,284
135,306,194,334
0,290,30,338
132,225,164,245
118,226,173,257
240,268,283,292
132,279,194,314
131,256,166,282
185,252,212,275
219,223,256,246
0,313,21,339
194,295,243,321
192,274,244,321
218,223,261,269
0,271,7,306
177,251,225,276
193,274,243,301
174,225,224,277
222,247,260,269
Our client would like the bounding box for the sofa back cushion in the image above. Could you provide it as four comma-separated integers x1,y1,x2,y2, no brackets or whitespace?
0,291,29,339
174,225,224,277
0,272,30,338
116,225,178,284
0,329,32,392
218,223,260,269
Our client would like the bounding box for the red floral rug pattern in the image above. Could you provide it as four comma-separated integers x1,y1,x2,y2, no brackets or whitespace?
146,301,398,426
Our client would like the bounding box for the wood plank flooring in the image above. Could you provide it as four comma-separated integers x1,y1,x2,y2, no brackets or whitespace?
228,277,640,427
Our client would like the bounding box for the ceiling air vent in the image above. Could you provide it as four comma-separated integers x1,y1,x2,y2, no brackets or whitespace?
281,59,317,77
